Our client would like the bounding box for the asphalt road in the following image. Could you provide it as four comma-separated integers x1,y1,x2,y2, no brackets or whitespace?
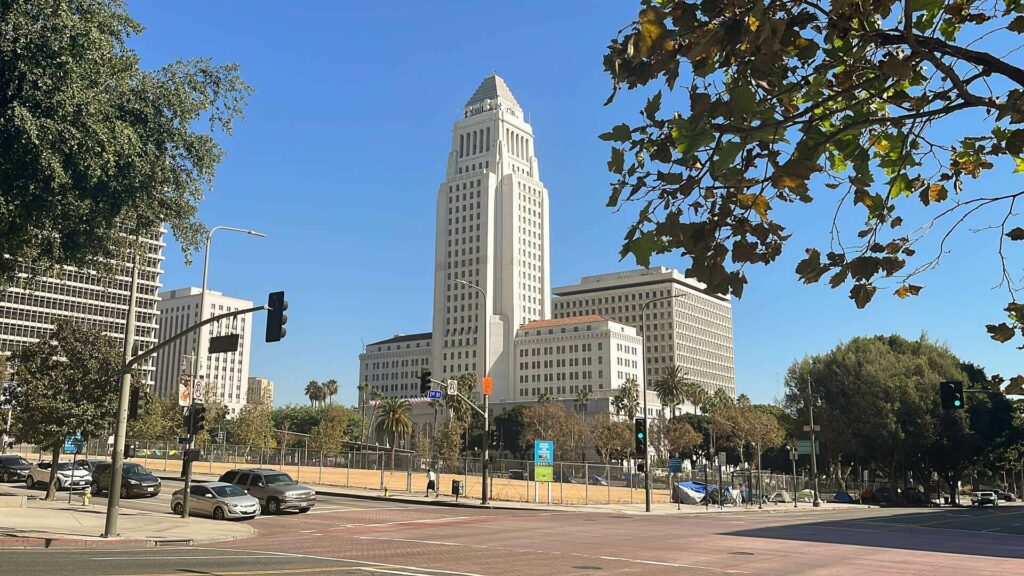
4,499,1023,576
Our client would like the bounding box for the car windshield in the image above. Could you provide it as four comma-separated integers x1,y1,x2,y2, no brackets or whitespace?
53,462,75,472
262,473,296,486
1,456,29,466
210,485,247,498
124,464,151,477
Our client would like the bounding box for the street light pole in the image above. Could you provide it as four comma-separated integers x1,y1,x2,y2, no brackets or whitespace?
455,279,489,505
807,376,822,507
639,292,689,513
789,446,799,508
182,226,265,519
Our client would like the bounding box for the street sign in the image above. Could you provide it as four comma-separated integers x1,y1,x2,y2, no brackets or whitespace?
177,436,189,445
217,431,226,444
534,439,553,467
446,379,457,395
482,376,493,396
796,440,819,455
63,434,84,454
802,424,821,432
192,376,205,404
669,458,683,473
717,452,727,466
427,389,443,400
208,334,240,354
535,466,553,482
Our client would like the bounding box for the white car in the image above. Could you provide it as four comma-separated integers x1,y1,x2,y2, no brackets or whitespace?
25,461,92,491
971,491,999,506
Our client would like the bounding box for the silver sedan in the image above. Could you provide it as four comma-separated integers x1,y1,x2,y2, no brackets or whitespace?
170,481,261,520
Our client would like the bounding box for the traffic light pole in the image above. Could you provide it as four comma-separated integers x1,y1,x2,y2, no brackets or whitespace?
103,257,138,538
807,377,822,507
434,380,489,504
101,304,268,536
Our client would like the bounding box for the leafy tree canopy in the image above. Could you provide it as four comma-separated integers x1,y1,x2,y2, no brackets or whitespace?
0,0,251,284
604,0,1024,359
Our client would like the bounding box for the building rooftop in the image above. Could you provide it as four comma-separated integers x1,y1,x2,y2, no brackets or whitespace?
520,315,609,330
366,332,432,347
465,74,520,108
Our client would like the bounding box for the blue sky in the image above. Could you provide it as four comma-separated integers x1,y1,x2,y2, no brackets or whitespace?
127,1,1023,407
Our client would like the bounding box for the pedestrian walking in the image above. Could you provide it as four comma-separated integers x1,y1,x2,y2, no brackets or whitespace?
426,468,439,497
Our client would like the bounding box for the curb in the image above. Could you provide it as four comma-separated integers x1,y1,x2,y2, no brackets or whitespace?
0,536,184,549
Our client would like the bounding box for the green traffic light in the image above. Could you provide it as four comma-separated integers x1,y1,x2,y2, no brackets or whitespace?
638,433,644,439
954,399,962,407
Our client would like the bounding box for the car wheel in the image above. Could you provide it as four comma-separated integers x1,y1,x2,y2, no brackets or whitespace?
212,506,225,520
120,485,129,499
1,471,8,482
90,481,102,496
172,502,183,515
265,497,280,514
25,476,34,489
298,507,310,514
55,478,63,491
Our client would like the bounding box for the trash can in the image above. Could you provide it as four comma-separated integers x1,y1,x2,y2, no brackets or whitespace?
451,479,463,500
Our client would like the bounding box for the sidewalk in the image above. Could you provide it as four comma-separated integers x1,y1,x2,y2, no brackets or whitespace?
169,470,868,516
0,489,255,549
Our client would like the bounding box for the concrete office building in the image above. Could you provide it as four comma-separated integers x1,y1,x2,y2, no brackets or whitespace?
552,267,736,407
358,333,432,400
153,287,253,416
0,231,166,385
247,376,274,406
431,73,551,403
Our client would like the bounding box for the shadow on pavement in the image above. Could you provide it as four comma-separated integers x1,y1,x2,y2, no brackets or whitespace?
725,507,1024,560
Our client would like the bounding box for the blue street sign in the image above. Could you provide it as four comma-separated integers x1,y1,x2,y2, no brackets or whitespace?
669,458,683,473
427,389,443,400
63,434,84,454
534,440,554,466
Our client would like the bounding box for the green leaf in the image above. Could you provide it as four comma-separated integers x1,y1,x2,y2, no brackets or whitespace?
909,0,943,11
987,323,1017,343
712,140,742,174
627,232,660,267
730,85,756,118
600,123,633,142
1009,15,1024,33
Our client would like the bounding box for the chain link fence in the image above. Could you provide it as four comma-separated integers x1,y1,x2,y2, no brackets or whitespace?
8,440,831,506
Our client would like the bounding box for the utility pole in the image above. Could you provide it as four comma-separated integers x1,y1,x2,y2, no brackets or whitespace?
454,279,489,505
807,376,822,507
103,256,138,538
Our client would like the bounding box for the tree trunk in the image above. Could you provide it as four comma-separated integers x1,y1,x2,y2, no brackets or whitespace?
45,444,61,501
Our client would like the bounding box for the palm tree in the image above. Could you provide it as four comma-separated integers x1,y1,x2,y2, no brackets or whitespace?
377,397,413,467
612,377,641,420
652,365,686,418
305,380,324,408
322,379,339,404
575,388,591,421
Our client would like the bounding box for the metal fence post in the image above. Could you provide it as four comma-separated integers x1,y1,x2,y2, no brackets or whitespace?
407,454,413,492
318,450,324,485
559,463,564,504
346,450,351,487
379,452,385,490
584,463,589,505
164,441,170,471
606,464,611,504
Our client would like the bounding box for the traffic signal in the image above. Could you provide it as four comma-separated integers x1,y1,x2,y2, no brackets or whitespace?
634,418,647,456
419,368,432,394
124,443,137,459
189,405,207,436
940,381,965,410
127,386,141,421
265,291,288,343
489,428,500,448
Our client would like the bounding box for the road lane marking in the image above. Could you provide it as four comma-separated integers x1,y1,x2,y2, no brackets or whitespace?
100,568,376,576
197,547,491,576
351,536,748,573
328,516,479,530
91,555,291,560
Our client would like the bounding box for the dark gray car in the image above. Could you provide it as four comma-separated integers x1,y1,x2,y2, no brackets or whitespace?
90,462,161,498
0,455,32,483
218,468,316,514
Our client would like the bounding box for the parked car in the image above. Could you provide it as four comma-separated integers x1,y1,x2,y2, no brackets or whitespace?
74,459,108,473
90,462,161,498
971,491,999,506
170,481,260,520
25,461,91,491
0,454,33,483
992,489,1017,502
218,468,316,514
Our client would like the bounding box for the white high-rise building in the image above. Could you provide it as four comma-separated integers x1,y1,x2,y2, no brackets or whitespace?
153,287,253,416
0,231,166,385
431,74,551,403
552,267,736,403
247,376,274,406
